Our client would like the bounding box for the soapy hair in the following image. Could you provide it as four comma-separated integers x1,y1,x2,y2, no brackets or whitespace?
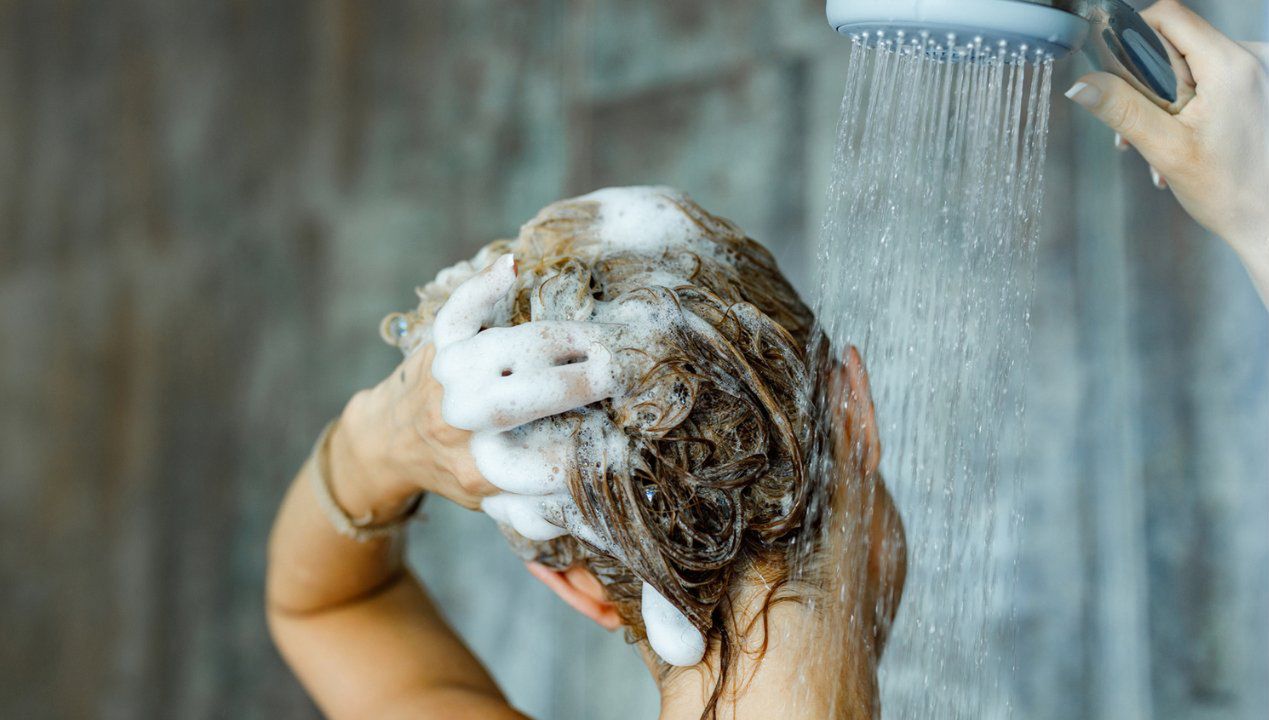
390,189,832,718
519,200,814,572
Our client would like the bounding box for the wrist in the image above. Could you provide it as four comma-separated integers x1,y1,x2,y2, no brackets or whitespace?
331,392,421,515
1225,226,1269,269
310,419,422,543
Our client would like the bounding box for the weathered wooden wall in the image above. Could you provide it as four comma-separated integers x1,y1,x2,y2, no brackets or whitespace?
1,1,1265,719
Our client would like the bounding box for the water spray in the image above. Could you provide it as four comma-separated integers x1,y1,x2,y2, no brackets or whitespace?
798,3,1075,716
827,0,1194,113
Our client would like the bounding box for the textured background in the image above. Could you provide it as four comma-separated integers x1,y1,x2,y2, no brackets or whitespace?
1,1,1267,718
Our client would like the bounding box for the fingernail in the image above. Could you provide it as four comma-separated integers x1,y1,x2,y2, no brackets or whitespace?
1151,167,1168,190
1114,133,1129,151
1065,82,1102,108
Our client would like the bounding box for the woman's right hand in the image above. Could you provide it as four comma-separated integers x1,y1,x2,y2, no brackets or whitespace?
1063,0,1268,289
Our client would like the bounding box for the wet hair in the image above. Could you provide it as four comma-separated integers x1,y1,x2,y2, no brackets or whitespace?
390,189,835,718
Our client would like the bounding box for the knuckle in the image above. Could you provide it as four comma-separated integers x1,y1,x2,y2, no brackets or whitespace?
439,394,475,431
430,347,455,382
1109,98,1142,135
457,474,484,494
1159,135,1201,179
1237,50,1259,73
1179,137,1204,169
1230,48,1265,85
1172,128,1204,164
425,394,448,428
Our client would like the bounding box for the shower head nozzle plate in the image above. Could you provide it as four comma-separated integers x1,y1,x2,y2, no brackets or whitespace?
827,0,1089,59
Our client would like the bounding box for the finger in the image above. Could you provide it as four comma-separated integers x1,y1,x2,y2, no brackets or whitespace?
481,493,571,541
1065,72,1187,166
484,490,609,549
1141,0,1243,78
432,253,516,350
470,420,576,495
439,344,621,431
436,321,620,381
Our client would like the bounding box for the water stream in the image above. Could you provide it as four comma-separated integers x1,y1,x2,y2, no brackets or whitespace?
795,35,1053,719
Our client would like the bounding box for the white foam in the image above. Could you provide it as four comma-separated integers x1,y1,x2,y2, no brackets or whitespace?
641,582,706,667
435,338,620,432
432,253,516,350
470,423,572,496
480,493,571,542
577,186,704,255
430,264,632,432
469,406,631,558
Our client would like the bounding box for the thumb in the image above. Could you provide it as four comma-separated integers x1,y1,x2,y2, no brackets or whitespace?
1065,72,1186,169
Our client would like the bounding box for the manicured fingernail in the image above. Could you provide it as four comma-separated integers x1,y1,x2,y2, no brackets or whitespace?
1151,167,1168,190
1065,82,1102,108
1114,133,1129,151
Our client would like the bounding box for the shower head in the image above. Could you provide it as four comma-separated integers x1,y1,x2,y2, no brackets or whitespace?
827,0,1195,113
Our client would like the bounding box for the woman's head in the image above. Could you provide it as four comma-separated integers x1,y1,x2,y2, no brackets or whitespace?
386,187,903,715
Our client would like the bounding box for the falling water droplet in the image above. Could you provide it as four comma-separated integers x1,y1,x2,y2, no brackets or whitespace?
791,39,1053,719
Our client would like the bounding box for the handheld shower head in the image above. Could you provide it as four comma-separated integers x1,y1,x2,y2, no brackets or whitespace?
826,0,1195,113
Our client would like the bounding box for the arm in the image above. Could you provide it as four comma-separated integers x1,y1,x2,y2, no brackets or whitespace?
1062,0,1269,306
265,343,529,720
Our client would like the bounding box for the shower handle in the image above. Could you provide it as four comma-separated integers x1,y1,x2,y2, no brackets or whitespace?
1059,0,1195,113
825,0,1195,113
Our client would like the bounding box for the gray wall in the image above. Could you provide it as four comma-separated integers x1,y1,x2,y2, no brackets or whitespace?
1,1,1265,718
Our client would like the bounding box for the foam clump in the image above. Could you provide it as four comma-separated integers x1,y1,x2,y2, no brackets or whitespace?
575,186,705,255
429,255,626,433
641,582,707,667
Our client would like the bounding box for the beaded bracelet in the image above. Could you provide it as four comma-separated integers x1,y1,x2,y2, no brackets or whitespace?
310,420,425,542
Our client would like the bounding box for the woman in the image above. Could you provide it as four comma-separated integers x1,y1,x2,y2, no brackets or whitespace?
267,187,907,720
266,1,1268,716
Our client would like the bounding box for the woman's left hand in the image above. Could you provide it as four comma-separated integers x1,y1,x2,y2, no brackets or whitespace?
329,252,627,516
332,340,498,513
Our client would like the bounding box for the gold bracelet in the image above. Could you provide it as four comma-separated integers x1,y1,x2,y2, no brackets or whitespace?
310,419,425,542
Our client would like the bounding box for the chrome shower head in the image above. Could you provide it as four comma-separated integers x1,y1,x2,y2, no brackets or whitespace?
826,0,1195,113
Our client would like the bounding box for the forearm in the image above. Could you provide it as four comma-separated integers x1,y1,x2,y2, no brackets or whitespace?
265,393,421,615
265,385,522,719
263,310,532,716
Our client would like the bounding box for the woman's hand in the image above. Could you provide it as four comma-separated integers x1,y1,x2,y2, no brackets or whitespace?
332,341,499,513
328,251,626,518
1063,0,1269,281
323,255,525,515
